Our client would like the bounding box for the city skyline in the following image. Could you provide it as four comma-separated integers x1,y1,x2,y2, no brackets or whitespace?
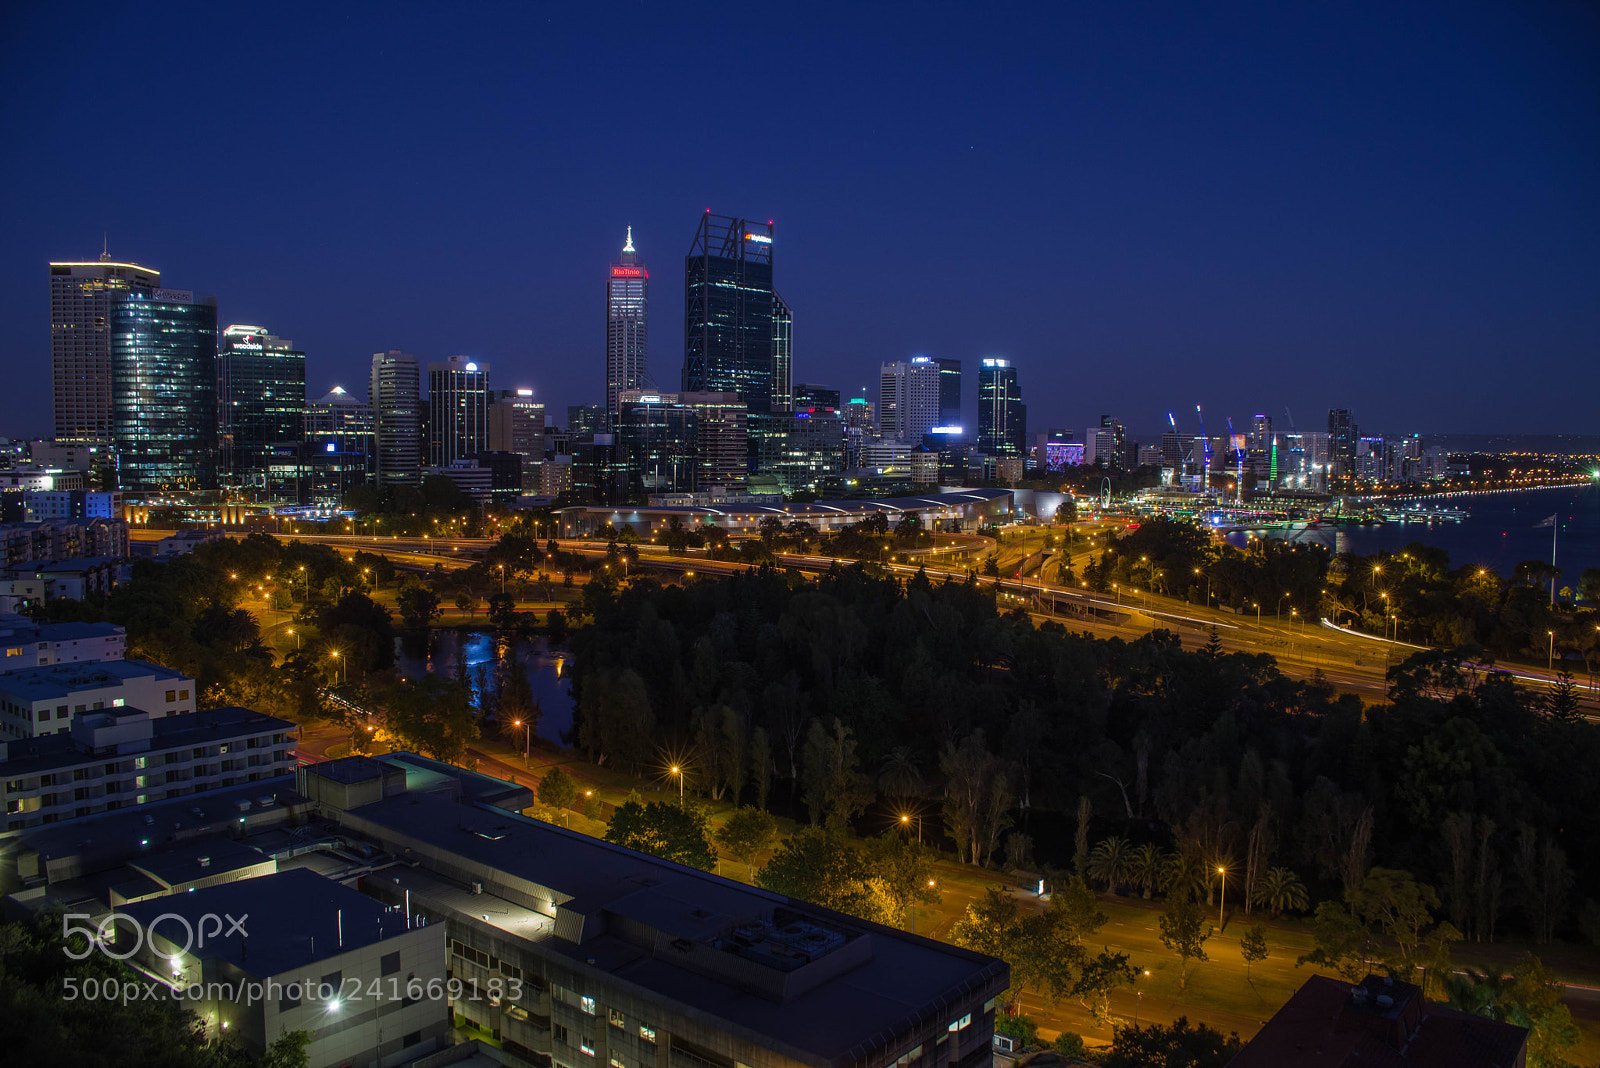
2,4,1595,439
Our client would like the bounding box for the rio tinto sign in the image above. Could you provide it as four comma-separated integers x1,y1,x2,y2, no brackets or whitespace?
611,267,645,278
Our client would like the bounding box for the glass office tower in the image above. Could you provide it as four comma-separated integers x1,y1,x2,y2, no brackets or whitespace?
935,357,962,428
771,293,793,412
682,213,776,413
428,356,490,468
605,227,649,429
111,290,219,492
370,351,421,487
977,358,1026,457
50,255,161,442
217,325,305,496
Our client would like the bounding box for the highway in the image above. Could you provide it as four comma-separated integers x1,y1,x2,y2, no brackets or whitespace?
205,528,1589,708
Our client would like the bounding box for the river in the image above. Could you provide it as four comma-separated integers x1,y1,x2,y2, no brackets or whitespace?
1225,483,1600,584
395,630,575,744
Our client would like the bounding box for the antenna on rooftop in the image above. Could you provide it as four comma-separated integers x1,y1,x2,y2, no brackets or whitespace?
100,233,109,263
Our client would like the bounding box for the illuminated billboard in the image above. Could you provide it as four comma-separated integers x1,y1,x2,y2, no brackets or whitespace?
1044,441,1084,471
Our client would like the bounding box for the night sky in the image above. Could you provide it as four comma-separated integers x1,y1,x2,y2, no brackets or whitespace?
2,2,1596,440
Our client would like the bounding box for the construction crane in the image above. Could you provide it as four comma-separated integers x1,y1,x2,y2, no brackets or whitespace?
1226,416,1243,500
1166,413,1180,487
1195,405,1213,492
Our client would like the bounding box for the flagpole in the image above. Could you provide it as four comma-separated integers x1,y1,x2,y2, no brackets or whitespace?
1551,515,1558,606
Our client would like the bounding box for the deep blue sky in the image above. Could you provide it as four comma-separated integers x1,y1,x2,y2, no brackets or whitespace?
3,1,1596,440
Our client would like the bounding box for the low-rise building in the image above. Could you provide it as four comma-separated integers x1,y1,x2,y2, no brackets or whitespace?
0,658,196,740
1232,973,1527,1068
0,705,293,832
0,616,125,670
116,867,449,1067
5,555,120,601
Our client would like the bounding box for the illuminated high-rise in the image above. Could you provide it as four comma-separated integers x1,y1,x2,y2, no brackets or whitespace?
428,356,490,468
370,351,421,487
682,213,777,413
217,325,305,495
605,227,649,428
111,289,219,492
50,254,161,442
879,357,941,442
771,293,793,412
977,358,1026,456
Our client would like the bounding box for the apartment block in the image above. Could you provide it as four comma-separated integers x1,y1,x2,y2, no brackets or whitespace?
0,659,195,740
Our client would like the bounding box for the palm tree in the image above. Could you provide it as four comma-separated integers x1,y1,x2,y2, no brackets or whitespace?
1250,866,1310,918
1160,851,1210,903
1127,843,1164,900
1087,836,1132,893
878,746,924,803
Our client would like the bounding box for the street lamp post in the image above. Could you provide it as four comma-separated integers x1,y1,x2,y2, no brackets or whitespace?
330,650,344,684
512,719,530,767
900,813,922,843
910,879,935,935
1194,568,1212,606
1277,592,1290,623
1549,630,1555,672
1217,866,1227,928
298,565,309,603
671,765,683,805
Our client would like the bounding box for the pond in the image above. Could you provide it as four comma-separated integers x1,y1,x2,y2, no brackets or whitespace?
394,630,574,744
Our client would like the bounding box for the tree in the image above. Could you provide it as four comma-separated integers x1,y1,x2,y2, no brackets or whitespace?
1158,899,1212,990
863,833,941,930
1240,924,1269,984
1088,836,1132,893
1127,843,1163,900
1298,900,1380,981
716,807,779,878
487,591,516,629
1251,866,1310,918
757,826,883,922
537,765,579,826
799,717,873,826
1545,669,1581,722
384,675,478,764
1073,948,1138,1025
1445,953,1579,1068
396,580,441,630
604,800,716,871
456,590,478,619
1101,1017,1241,1068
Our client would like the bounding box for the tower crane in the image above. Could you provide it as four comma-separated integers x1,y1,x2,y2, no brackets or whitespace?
1195,405,1213,492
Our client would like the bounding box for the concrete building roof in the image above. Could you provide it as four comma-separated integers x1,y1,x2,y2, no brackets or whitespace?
0,658,188,701
1232,974,1527,1068
120,867,411,978
0,706,291,777
0,619,123,643
338,790,1006,1064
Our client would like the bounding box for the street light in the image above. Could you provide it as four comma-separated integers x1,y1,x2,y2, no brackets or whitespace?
899,812,922,843
1217,866,1227,928
1194,568,1211,606
1548,630,1555,672
298,565,309,602
287,627,300,650
671,765,683,805
511,718,530,767
330,649,344,684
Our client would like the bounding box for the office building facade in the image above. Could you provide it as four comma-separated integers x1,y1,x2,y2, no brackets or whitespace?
683,213,778,412
489,389,548,490
879,357,942,442
679,392,749,487
615,391,700,496
217,325,306,496
1328,408,1358,481
605,228,649,428
50,256,161,443
772,292,793,412
110,290,219,493
935,357,962,428
428,357,490,468
976,358,1026,456
370,351,421,487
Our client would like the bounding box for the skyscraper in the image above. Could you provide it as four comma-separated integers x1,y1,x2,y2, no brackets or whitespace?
111,289,219,492
217,325,305,495
428,356,490,468
305,386,375,504
682,213,777,412
977,358,1026,456
50,254,160,442
489,389,546,489
370,351,421,487
935,357,962,428
605,228,649,429
771,293,793,412
878,357,941,442
1328,408,1357,481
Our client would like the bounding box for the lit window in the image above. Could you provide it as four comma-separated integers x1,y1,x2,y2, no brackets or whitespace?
947,1013,972,1032
639,1024,656,1042
579,995,595,1015
579,1039,595,1056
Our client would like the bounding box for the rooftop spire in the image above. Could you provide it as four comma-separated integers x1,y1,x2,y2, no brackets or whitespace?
623,226,635,254
99,232,109,263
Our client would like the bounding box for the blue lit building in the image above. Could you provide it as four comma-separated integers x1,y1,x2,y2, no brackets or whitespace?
977,358,1026,457
683,213,778,413
111,290,219,492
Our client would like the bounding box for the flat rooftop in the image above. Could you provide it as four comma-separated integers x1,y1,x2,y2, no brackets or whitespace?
0,658,188,700
340,792,1005,1063
0,706,291,776
120,867,413,977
